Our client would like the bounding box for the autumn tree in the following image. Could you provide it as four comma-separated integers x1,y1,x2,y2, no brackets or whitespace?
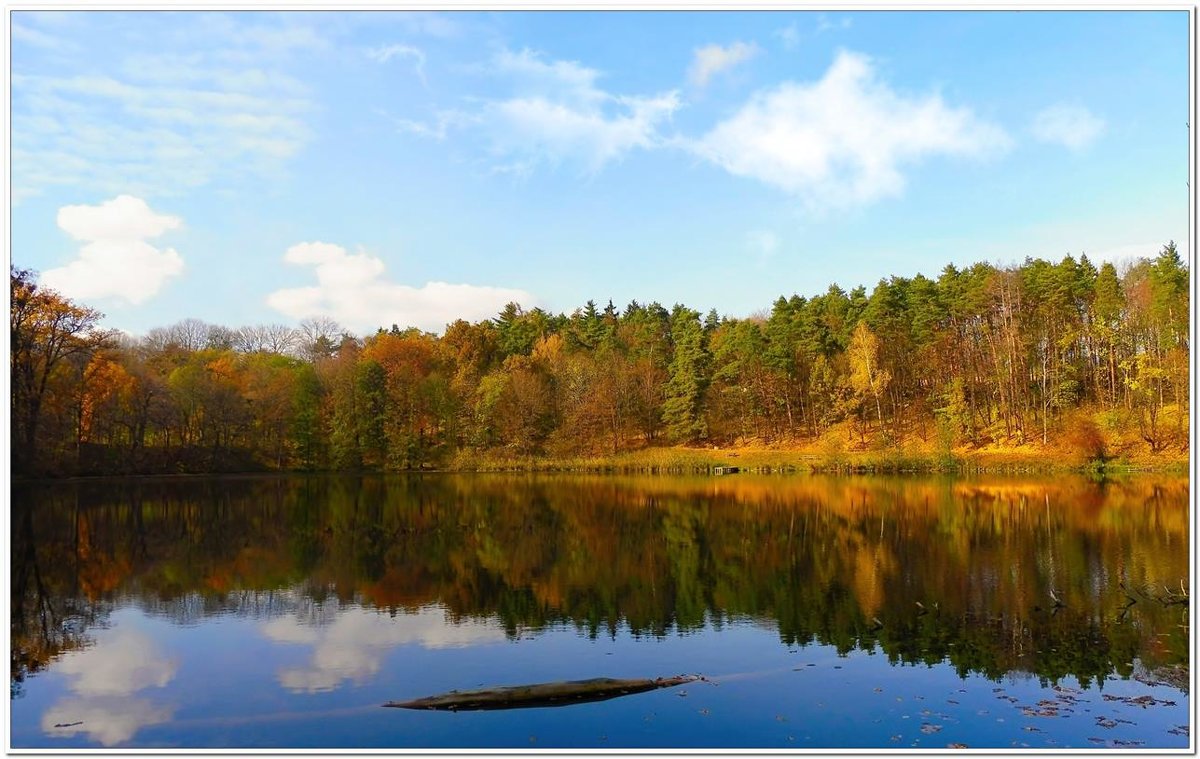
10,268,107,474
847,321,891,435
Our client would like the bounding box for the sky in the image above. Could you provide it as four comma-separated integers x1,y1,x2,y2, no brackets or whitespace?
8,9,1192,336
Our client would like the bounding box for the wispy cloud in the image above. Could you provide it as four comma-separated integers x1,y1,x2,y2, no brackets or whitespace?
690,50,1011,211
11,20,78,52
747,229,780,267
42,195,185,305
1030,104,1105,151
11,14,320,200
688,41,760,88
816,14,853,34
774,24,801,51
367,43,427,84
398,47,680,176
391,109,475,141
774,15,851,51
266,241,534,333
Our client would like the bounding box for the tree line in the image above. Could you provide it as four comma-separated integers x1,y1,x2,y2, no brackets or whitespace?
9,243,1189,475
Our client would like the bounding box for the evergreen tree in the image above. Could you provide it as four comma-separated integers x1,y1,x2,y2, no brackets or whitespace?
662,307,710,443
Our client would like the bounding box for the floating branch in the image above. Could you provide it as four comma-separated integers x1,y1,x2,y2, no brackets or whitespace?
384,675,702,711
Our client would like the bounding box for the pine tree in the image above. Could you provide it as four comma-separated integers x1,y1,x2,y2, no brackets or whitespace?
662,307,710,443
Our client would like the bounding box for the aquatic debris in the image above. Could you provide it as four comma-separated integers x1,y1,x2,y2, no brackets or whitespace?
1102,694,1177,708
946,743,968,749
1168,725,1189,736
52,721,83,728
1096,717,1118,729
384,675,701,710
919,724,942,734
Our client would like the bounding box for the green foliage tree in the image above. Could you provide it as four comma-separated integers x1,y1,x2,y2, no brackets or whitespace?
662,307,710,443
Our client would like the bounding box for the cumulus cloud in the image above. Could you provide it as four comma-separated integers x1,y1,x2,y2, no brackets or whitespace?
262,606,506,693
41,195,184,304
1030,104,1105,151
400,47,680,175
266,241,534,333
689,41,760,88
690,50,1011,210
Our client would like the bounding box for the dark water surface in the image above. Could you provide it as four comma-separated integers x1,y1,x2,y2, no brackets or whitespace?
9,474,1191,749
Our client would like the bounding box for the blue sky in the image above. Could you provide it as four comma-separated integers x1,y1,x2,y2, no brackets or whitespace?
9,9,1191,335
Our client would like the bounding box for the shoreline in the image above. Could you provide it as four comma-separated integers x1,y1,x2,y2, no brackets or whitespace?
444,445,1190,476
14,445,1189,482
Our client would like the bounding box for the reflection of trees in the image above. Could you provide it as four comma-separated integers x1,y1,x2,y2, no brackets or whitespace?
11,475,1190,693
11,495,111,697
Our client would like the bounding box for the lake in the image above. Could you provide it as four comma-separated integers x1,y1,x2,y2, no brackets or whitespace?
9,473,1190,749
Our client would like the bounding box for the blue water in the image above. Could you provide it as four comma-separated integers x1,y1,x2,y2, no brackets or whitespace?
9,474,1191,749
11,601,1189,749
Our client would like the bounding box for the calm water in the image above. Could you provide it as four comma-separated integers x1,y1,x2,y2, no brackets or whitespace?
9,473,1191,749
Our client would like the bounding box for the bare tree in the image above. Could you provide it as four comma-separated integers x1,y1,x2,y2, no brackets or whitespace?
298,316,347,362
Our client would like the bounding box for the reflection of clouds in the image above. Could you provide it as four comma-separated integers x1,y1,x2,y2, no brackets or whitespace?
42,698,172,747
41,627,177,746
55,628,176,695
263,606,505,693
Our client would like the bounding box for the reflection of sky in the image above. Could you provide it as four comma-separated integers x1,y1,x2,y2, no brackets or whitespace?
262,605,506,694
40,627,177,746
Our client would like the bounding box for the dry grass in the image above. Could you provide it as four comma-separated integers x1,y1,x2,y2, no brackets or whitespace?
447,405,1189,475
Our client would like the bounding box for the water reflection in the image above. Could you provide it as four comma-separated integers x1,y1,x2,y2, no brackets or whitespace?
11,474,1190,702
39,624,176,745
262,603,506,693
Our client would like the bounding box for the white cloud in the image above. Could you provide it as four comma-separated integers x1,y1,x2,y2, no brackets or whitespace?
55,627,177,696
367,43,427,84
689,41,760,88
1031,104,1105,151
816,14,853,33
263,606,505,694
42,697,174,747
266,241,534,333
691,50,1011,210
42,195,184,305
11,15,317,200
392,109,475,141
11,21,77,51
41,627,177,746
400,47,680,175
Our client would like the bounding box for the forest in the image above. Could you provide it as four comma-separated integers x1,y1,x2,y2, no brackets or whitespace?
9,243,1190,476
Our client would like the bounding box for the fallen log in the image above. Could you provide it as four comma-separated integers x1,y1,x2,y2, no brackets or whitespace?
384,675,701,711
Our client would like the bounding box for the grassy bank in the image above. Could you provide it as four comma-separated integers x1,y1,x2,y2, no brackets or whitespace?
447,439,1189,476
